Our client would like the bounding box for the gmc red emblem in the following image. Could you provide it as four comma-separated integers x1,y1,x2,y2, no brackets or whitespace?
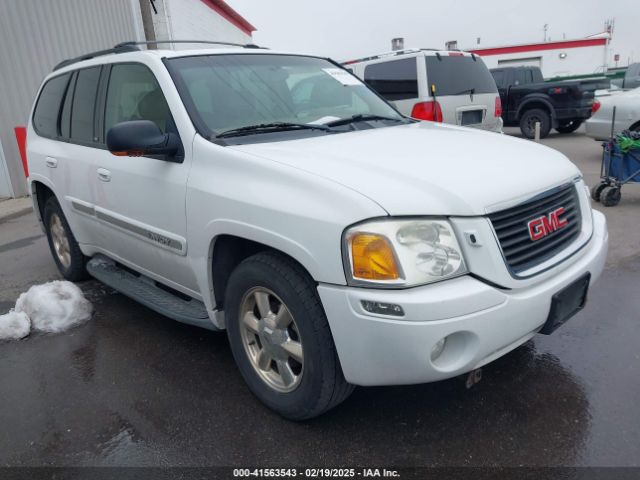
527,207,569,241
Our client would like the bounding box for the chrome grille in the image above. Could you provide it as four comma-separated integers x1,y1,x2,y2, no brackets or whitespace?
489,184,582,274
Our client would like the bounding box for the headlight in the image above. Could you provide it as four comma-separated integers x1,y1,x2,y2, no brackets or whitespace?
343,218,468,288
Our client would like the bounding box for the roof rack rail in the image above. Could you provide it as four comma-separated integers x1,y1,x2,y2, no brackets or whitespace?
342,47,440,65
115,40,266,50
53,39,266,71
53,44,139,71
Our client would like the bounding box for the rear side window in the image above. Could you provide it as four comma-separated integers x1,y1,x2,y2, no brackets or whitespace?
70,67,101,142
425,56,497,96
104,63,171,134
33,73,71,137
514,69,532,86
363,58,418,101
59,73,76,139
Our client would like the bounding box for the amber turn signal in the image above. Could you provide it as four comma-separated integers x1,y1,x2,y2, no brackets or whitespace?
350,233,400,280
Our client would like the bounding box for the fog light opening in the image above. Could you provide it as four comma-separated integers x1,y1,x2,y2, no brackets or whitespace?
431,337,447,361
361,300,404,317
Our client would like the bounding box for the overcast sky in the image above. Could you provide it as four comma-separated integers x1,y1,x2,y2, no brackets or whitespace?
226,0,638,67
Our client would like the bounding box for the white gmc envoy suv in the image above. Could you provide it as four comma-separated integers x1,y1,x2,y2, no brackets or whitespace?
27,42,608,419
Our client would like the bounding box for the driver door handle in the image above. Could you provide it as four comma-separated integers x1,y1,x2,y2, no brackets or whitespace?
97,168,111,182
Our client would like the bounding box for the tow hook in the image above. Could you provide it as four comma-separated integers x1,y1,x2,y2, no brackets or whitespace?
464,368,482,389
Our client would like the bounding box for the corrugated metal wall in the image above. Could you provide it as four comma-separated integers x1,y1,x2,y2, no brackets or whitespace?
0,0,144,198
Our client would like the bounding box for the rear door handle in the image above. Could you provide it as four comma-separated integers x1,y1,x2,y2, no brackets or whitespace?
97,168,111,182
45,157,58,168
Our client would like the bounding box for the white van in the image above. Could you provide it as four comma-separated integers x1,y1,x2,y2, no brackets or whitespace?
344,49,503,132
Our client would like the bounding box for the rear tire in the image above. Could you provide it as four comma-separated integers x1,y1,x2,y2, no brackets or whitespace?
555,120,582,134
600,186,622,207
225,251,354,420
519,108,551,139
590,183,608,202
43,197,89,281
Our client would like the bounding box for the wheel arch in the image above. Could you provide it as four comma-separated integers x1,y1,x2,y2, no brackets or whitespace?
30,178,56,228
206,228,324,314
516,96,555,121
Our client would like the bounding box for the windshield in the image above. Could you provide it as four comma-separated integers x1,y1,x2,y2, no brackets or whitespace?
167,54,404,138
425,55,498,96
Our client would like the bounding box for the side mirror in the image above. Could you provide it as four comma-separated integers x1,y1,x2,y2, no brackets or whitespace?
106,120,181,161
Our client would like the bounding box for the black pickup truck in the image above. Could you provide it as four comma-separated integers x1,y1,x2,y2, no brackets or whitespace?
490,66,596,138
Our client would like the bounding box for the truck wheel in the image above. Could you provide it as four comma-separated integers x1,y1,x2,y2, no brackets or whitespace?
43,197,89,281
225,251,354,420
600,186,621,207
520,108,551,139
556,120,582,134
590,183,608,202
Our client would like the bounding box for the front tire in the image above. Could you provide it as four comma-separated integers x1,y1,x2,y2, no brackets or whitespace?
225,251,353,420
519,108,551,139
43,197,89,281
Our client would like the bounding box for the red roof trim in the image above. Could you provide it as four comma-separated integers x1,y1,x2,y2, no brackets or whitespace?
200,0,256,36
470,38,606,56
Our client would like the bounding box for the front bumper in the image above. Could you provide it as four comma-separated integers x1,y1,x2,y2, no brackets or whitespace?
318,211,608,386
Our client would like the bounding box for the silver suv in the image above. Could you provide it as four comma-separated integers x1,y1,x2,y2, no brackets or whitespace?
344,49,503,132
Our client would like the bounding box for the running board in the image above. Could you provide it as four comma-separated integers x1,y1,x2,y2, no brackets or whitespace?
87,254,217,331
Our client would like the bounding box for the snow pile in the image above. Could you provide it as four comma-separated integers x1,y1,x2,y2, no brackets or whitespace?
0,281,92,340
0,311,30,340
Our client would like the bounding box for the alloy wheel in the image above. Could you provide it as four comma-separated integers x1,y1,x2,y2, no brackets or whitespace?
239,287,304,392
50,213,71,269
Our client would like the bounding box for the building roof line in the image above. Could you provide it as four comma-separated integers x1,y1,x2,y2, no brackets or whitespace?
469,37,608,57
200,0,256,36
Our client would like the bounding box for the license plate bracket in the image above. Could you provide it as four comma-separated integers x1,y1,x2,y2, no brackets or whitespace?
540,273,590,335
461,110,483,125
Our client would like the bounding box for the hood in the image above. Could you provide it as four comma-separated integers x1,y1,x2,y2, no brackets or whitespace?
230,122,580,216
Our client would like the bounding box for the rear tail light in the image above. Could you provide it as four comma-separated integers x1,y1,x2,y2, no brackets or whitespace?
592,100,601,114
411,101,443,122
494,96,502,117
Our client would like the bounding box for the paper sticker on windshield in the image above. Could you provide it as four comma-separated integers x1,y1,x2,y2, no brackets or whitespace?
322,68,362,86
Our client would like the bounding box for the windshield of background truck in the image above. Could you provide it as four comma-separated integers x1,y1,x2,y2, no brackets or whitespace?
425,56,498,96
167,54,403,136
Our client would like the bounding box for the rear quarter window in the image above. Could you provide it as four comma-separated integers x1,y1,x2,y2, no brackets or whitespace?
425,55,497,96
363,58,418,101
32,73,71,138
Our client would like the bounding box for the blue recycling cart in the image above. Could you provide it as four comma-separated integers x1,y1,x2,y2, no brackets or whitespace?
591,141,640,207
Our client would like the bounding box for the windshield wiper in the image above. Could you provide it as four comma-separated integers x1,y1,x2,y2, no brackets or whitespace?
323,114,407,128
455,88,475,96
215,122,332,138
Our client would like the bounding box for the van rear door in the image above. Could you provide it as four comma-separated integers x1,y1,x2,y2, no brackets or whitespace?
424,54,500,131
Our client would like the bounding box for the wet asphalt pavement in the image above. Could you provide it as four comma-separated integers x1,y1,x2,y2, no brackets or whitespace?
0,129,639,468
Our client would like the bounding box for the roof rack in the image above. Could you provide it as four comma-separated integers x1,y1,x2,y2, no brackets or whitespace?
115,40,266,50
342,48,440,65
53,44,139,70
53,40,265,71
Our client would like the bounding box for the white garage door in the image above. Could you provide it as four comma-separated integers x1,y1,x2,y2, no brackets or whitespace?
497,57,542,68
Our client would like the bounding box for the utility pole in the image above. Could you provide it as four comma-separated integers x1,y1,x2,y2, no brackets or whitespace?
543,24,548,42
603,18,615,73
139,0,157,47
